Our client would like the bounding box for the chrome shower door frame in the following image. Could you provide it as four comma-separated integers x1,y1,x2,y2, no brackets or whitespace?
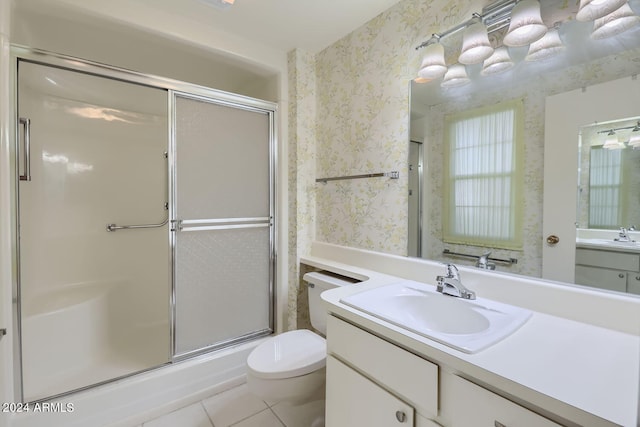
10,46,277,402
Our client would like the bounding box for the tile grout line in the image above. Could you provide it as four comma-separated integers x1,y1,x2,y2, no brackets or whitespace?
268,406,287,427
200,401,217,427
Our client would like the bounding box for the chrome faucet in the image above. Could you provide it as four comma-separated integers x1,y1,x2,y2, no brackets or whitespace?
436,264,476,300
475,252,496,270
615,227,634,242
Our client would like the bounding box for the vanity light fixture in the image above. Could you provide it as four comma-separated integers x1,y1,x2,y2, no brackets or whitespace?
598,121,640,149
576,0,627,21
481,47,514,75
418,39,448,79
602,130,626,149
459,17,495,65
525,27,565,61
628,124,640,148
591,3,640,40
503,0,547,47
441,64,471,88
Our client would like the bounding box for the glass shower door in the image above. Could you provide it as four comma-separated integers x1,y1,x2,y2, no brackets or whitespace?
173,93,274,357
17,61,171,401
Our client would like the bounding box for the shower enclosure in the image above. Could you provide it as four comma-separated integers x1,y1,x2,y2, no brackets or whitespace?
14,51,276,402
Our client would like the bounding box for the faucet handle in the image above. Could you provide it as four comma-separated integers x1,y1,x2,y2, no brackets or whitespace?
444,263,459,279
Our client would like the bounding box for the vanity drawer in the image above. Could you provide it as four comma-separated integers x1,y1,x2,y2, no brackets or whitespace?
326,315,438,418
450,376,562,427
575,248,640,271
574,265,628,292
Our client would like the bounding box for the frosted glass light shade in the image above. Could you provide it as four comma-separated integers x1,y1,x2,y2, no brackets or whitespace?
591,3,640,40
418,43,448,79
458,21,494,65
525,28,565,61
503,0,547,47
603,132,625,149
441,64,470,88
481,47,514,75
576,0,627,21
629,131,640,148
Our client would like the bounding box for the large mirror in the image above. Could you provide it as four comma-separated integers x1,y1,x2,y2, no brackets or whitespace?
409,0,640,295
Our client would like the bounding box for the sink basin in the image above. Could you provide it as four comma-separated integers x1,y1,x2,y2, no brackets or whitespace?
340,280,531,353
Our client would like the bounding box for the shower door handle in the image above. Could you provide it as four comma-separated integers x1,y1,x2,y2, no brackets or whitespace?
106,217,169,232
19,118,31,181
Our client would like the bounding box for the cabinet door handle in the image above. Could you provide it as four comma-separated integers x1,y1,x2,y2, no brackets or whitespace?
494,421,506,427
395,410,406,423
619,273,625,279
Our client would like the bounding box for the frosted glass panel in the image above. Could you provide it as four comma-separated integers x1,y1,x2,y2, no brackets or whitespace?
175,95,270,219
175,227,271,355
173,94,274,357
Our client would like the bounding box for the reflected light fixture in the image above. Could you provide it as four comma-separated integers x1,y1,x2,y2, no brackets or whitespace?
576,0,627,21
503,0,547,47
481,47,514,75
200,0,235,10
418,40,448,79
603,130,625,149
591,3,640,40
525,28,565,61
441,64,471,88
629,124,640,149
458,18,494,65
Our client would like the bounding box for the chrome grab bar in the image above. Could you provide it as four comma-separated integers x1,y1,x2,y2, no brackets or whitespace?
107,152,168,232
19,118,31,181
106,216,169,232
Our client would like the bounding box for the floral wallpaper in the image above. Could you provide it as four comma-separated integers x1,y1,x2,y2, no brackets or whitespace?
288,0,640,326
287,49,317,330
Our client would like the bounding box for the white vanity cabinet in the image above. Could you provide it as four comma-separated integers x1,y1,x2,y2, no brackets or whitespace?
326,315,565,427
326,315,440,427
326,356,416,427
450,376,562,427
575,247,640,294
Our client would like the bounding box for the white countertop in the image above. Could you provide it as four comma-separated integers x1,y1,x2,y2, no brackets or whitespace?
302,243,640,427
576,238,640,254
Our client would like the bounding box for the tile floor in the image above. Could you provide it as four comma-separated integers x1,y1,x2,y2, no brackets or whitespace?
139,383,325,427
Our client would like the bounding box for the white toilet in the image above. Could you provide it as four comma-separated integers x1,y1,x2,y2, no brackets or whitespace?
246,271,355,403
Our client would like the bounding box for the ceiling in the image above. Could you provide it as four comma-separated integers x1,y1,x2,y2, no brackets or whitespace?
26,0,404,55
182,0,405,53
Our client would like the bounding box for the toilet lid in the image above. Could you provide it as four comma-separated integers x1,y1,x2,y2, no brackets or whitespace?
247,330,326,380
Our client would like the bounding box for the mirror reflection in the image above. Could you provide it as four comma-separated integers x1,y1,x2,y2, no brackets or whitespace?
408,0,640,295
577,118,640,230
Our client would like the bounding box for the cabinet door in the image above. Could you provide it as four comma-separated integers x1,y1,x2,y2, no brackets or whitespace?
574,265,627,292
451,376,561,427
326,356,414,427
627,273,640,295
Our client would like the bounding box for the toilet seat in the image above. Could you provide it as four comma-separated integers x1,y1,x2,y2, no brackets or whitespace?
247,330,326,380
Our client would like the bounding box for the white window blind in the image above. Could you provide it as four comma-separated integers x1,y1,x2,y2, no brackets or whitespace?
589,147,622,228
443,99,524,249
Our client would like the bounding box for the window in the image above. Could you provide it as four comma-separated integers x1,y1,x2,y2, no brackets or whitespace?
443,99,524,249
588,147,622,228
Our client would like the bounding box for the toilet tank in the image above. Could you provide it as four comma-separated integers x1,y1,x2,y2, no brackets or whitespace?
303,271,358,335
